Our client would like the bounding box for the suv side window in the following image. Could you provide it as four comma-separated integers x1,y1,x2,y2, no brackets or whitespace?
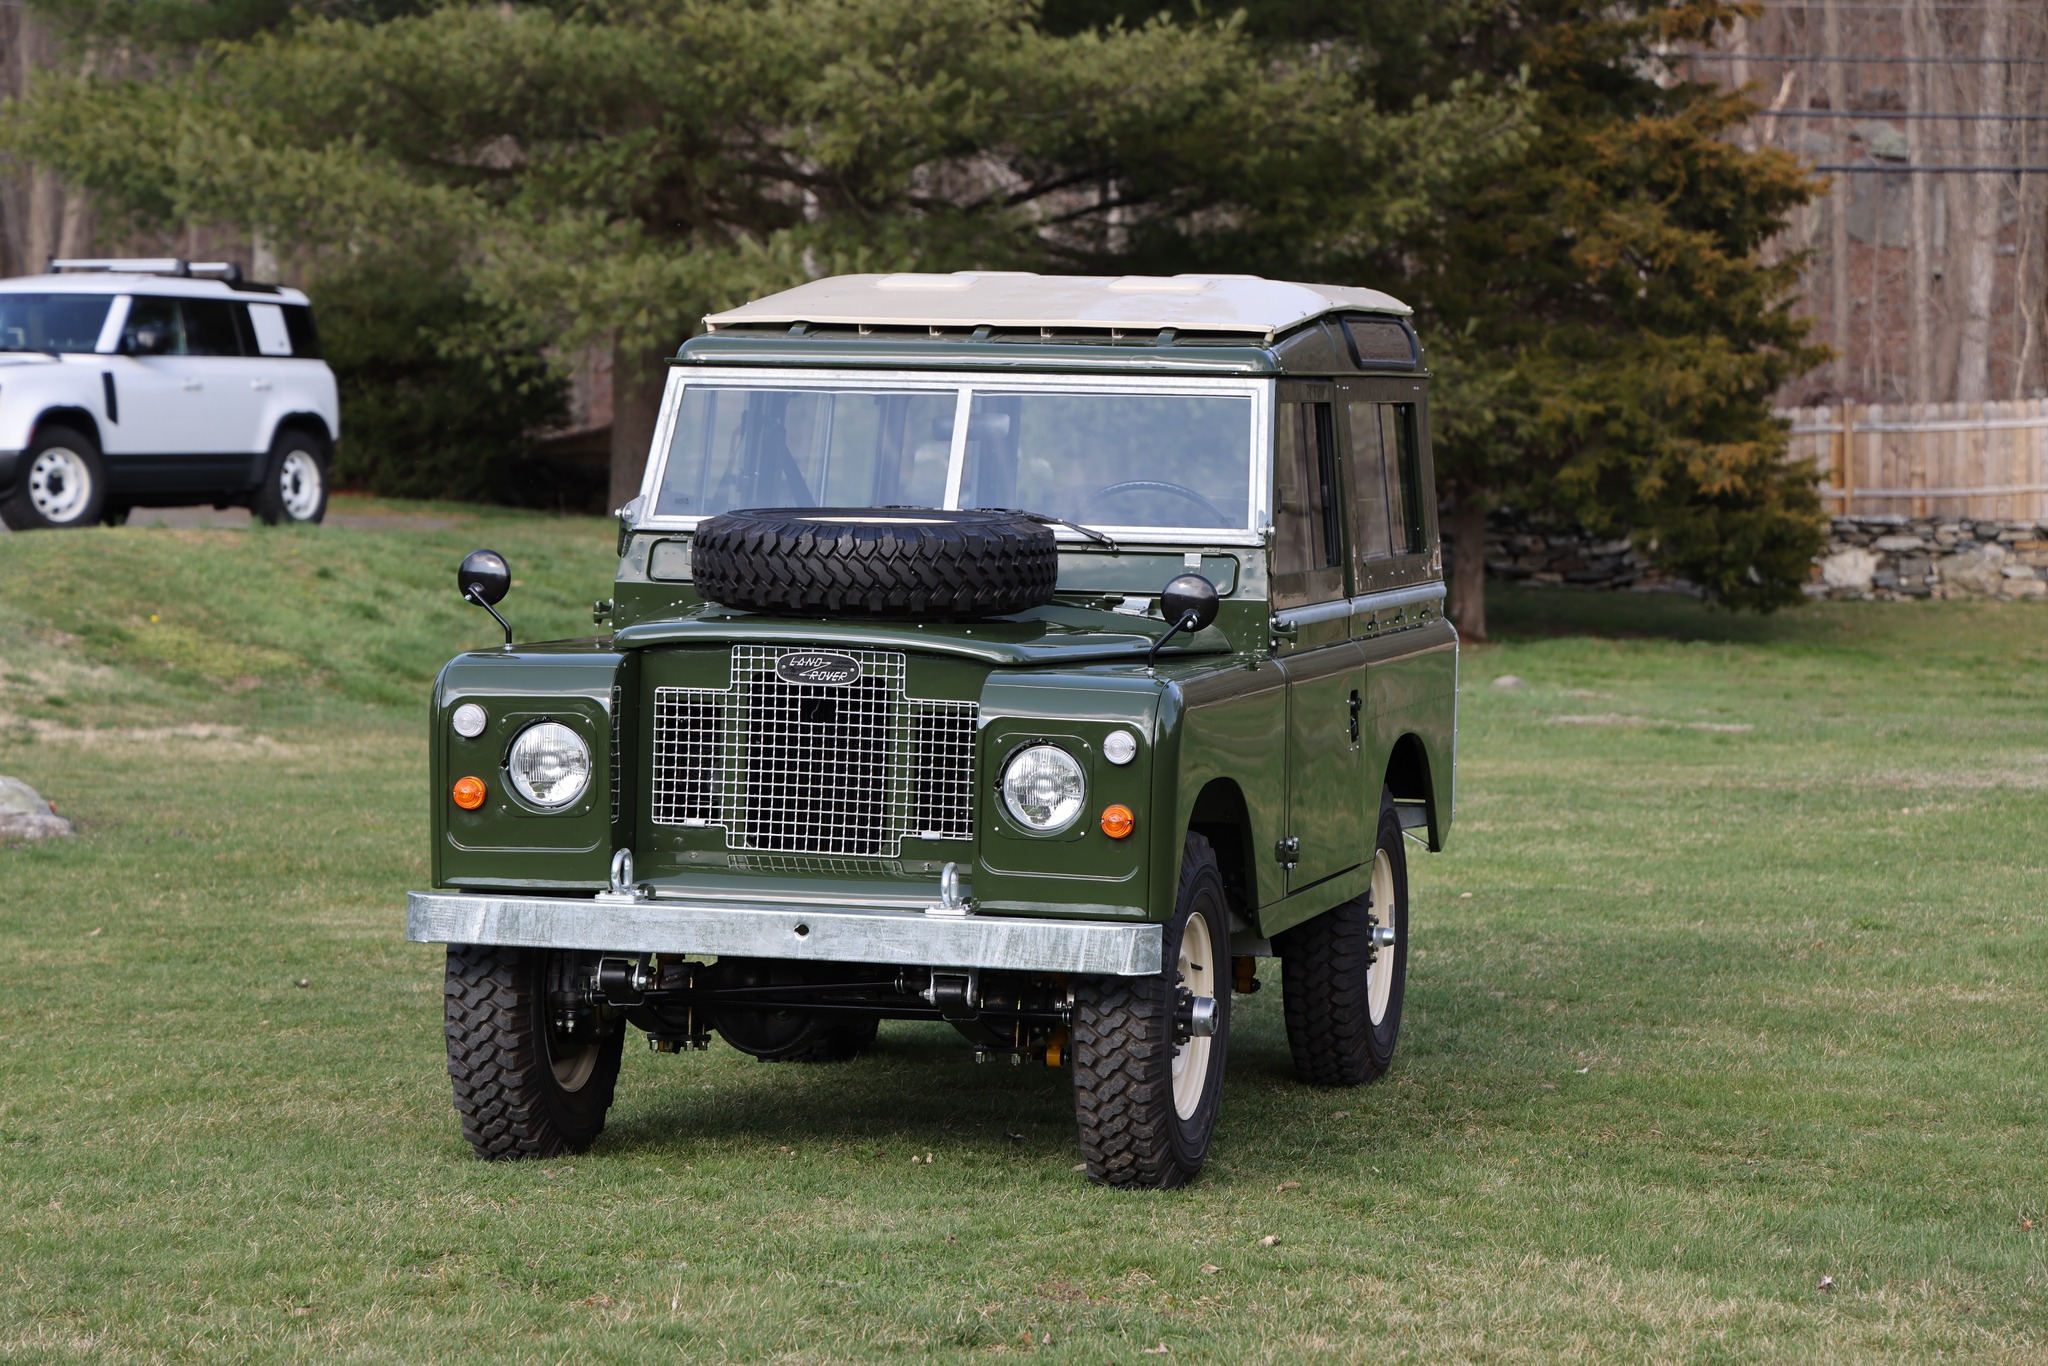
1271,398,1344,609
181,298,244,356
122,296,187,354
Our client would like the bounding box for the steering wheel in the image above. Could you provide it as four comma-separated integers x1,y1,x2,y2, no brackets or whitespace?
1092,480,1233,528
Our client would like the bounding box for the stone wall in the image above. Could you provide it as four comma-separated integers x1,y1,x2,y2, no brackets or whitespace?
1469,512,2048,601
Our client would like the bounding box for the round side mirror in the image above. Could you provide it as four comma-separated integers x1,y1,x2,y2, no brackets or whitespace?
1160,573,1220,632
458,548,512,605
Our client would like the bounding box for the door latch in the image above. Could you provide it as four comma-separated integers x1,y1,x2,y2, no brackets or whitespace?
1274,835,1300,870
1348,689,1362,743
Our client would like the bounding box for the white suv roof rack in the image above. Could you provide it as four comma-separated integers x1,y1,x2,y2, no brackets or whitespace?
48,257,245,283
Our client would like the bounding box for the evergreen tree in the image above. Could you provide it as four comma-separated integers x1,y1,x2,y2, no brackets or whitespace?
9,0,1513,507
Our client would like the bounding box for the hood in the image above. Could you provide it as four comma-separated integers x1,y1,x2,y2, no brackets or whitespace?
610,601,1231,668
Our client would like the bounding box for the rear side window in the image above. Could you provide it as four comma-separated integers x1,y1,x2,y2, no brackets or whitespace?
182,298,243,356
1342,317,1416,368
242,302,296,356
1345,400,1424,563
282,304,321,359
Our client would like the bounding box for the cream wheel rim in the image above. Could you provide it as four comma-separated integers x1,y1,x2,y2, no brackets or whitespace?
1368,848,1397,1026
27,447,92,523
278,449,323,521
550,1028,600,1092
1171,910,1216,1120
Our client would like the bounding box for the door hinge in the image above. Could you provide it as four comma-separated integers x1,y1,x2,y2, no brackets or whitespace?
1274,835,1300,870
1348,689,1362,743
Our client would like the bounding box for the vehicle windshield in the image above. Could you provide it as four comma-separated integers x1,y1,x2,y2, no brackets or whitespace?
651,378,1258,535
0,293,112,354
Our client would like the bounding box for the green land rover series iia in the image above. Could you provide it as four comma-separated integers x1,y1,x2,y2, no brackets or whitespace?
407,272,1458,1187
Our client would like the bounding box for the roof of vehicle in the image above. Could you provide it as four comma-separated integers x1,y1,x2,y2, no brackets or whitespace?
704,272,1410,337
0,272,310,306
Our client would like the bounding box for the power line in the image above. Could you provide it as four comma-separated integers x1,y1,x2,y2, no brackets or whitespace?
1764,110,2048,122
1681,53,2048,65
1813,163,2048,172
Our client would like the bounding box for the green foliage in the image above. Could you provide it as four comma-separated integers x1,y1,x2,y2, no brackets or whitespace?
315,254,576,506
7,0,1517,357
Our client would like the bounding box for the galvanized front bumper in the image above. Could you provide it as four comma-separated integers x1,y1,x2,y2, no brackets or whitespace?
405,891,1162,976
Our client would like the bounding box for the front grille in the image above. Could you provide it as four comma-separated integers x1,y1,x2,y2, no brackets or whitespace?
652,646,976,857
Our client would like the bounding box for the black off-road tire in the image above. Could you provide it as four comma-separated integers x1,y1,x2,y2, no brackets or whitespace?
1,424,106,531
691,507,1057,619
443,944,623,1160
1275,790,1409,1087
1071,832,1232,1188
251,428,328,526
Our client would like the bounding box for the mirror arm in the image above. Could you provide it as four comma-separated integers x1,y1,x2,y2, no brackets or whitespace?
1147,609,1202,672
465,584,514,649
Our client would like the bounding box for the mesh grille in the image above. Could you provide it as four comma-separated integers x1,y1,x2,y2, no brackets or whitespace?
651,646,976,856
651,689,726,825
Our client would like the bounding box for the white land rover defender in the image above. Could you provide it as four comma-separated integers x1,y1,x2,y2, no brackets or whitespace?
0,259,339,530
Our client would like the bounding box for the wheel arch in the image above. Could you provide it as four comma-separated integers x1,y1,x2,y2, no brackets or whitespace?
32,406,103,452
1186,776,1257,938
1384,731,1441,852
271,412,333,460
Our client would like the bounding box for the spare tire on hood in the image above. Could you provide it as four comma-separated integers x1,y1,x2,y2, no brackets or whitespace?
691,507,1058,619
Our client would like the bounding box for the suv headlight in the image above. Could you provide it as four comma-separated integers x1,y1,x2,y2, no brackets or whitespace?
1000,744,1086,833
506,721,591,809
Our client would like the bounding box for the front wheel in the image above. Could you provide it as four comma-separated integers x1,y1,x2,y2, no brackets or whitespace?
252,430,328,526
443,945,623,1160
1071,832,1232,1188
1276,790,1409,1087
1,425,105,530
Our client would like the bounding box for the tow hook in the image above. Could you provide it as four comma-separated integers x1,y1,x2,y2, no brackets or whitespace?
1173,987,1219,1045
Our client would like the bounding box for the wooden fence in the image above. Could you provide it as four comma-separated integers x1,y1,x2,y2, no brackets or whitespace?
1780,400,2048,522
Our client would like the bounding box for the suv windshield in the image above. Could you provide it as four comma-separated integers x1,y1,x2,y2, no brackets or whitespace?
653,378,1257,534
0,293,112,353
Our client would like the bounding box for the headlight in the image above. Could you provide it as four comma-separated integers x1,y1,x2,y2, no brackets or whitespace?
506,721,591,809
1000,744,1086,833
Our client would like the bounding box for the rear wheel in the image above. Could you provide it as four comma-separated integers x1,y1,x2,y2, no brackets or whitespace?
1071,832,1231,1188
1276,790,1409,1087
2,425,105,531
252,430,328,526
443,945,623,1160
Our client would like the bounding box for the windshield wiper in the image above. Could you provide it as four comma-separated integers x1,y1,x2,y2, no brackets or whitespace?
978,507,1117,553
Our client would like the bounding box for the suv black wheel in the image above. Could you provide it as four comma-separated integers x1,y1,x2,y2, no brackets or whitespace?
443,945,623,1160
1276,789,1409,1086
1071,831,1232,1188
252,429,328,526
1,424,106,531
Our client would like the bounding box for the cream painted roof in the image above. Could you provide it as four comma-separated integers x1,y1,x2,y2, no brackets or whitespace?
704,272,1410,337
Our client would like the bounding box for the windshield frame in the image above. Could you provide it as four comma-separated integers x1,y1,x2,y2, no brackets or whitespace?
635,365,1271,547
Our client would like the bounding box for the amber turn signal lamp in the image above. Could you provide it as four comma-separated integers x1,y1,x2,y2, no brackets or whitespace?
452,775,488,810
1100,804,1135,839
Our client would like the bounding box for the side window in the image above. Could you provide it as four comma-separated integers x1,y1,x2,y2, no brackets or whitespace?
282,305,322,359
122,296,187,354
1345,399,1425,570
181,299,244,356
1272,400,1343,607
242,302,296,356
1344,400,1393,563
1381,404,1423,555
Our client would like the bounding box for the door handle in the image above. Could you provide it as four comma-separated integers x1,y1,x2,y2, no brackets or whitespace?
181,379,202,391
251,379,272,391
1348,690,1362,743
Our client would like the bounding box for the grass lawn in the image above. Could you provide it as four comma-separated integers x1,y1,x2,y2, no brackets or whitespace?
1,498,2043,1362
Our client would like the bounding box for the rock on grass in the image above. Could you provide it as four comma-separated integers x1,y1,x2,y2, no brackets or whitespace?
0,776,74,841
